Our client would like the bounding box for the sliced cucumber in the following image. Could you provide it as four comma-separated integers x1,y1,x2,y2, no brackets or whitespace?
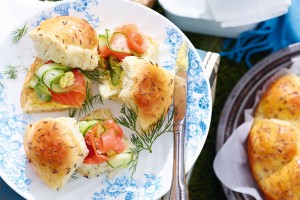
28,75,39,89
98,34,108,51
50,83,71,93
110,68,122,86
107,55,123,86
34,83,52,102
108,55,122,67
105,30,132,54
107,152,133,169
42,69,65,89
36,63,71,80
78,120,99,135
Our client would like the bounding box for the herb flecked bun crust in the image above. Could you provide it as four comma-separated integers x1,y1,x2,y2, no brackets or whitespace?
248,74,300,200
24,117,89,190
29,16,99,70
119,56,175,130
20,58,90,113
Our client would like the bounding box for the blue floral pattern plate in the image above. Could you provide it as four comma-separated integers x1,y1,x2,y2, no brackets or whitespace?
0,0,212,199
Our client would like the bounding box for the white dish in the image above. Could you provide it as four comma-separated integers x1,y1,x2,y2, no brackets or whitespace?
158,0,258,38
0,0,212,199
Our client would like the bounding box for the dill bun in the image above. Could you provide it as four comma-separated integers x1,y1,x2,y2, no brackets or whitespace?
29,16,99,70
119,56,175,130
23,117,88,190
248,74,300,200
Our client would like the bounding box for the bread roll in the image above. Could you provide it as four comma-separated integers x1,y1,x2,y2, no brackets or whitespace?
98,32,159,100
119,56,174,130
255,74,300,123
24,117,89,190
29,16,98,70
248,74,300,200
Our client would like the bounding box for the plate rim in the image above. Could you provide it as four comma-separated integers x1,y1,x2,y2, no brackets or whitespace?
0,0,213,199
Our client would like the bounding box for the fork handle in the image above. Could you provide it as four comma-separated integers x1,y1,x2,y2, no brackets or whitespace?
169,121,189,200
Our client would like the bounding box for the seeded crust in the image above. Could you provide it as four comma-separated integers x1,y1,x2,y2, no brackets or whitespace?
248,74,300,200
29,16,99,70
20,58,90,113
119,56,174,130
24,117,88,190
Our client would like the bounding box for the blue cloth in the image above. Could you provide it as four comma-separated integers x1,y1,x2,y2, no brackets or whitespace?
221,0,300,67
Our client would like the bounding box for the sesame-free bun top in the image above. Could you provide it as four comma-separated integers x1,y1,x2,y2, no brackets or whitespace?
24,117,89,190
29,16,99,70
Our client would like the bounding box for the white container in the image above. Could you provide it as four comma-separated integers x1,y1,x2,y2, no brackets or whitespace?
158,0,258,38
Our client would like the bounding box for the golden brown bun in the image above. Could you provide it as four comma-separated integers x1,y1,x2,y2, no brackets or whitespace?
20,58,89,113
248,74,300,200
24,117,88,190
119,56,174,130
29,16,98,70
255,74,300,125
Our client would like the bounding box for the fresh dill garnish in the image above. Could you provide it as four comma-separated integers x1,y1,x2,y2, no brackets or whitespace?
11,24,28,44
79,68,109,84
69,85,103,118
0,64,19,79
115,104,174,176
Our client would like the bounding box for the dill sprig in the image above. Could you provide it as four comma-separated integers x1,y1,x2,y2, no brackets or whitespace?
11,24,28,44
115,104,174,176
69,84,103,118
80,69,109,84
0,64,19,79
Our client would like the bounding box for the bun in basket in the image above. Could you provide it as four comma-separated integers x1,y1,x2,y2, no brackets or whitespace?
248,74,300,200
24,117,89,190
29,16,99,70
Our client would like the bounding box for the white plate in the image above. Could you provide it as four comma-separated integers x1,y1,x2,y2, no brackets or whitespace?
0,0,212,199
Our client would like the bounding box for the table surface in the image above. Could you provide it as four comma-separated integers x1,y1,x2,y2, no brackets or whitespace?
0,1,258,200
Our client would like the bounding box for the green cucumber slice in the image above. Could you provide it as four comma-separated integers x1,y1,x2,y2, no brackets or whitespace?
107,55,123,86
105,30,132,54
34,83,52,102
36,63,71,80
108,55,122,67
28,75,39,89
98,34,108,51
107,152,133,169
78,120,99,135
42,69,65,89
